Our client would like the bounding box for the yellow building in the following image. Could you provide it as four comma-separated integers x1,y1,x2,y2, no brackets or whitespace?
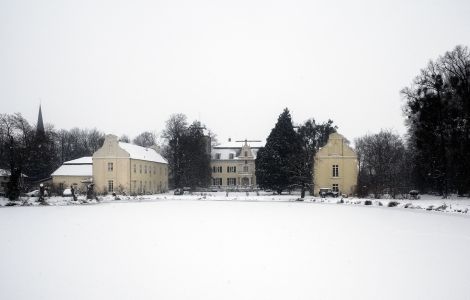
51,157,93,192
92,134,168,195
313,132,358,196
211,139,264,188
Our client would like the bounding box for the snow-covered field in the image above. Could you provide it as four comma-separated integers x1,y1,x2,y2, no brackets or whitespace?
1,194,470,299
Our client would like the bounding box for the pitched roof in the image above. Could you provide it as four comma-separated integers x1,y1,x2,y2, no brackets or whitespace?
214,140,265,149
118,142,168,164
64,157,93,165
51,164,93,177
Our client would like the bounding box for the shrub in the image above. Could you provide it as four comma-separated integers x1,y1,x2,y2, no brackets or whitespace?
377,201,383,206
388,201,399,207
364,200,372,205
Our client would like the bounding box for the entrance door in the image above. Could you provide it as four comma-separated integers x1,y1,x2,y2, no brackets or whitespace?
242,177,249,186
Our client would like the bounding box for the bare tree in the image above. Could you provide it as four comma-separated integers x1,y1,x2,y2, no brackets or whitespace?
119,134,130,143
133,131,156,148
355,130,409,198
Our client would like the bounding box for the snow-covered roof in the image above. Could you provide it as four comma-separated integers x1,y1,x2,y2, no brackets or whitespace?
211,140,263,160
119,142,167,164
51,164,92,177
214,141,265,149
212,148,261,160
64,157,92,165
51,156,93,177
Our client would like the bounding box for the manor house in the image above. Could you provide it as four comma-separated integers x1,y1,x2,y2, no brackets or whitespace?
210,139,264,188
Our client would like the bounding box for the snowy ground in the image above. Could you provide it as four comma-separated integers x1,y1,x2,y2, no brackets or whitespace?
1,194,470,300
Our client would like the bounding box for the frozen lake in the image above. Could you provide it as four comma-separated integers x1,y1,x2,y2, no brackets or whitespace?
1,199,469,299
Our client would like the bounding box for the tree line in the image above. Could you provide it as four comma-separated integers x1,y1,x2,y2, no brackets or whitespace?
357,45,469,198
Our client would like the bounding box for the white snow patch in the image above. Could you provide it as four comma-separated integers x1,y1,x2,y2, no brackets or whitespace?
1,198,470,300
51,164,93,176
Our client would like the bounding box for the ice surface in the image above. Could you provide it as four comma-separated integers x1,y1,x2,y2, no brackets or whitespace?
1,195,469,300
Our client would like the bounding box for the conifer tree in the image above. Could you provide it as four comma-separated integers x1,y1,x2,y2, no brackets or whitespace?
255,108,301,194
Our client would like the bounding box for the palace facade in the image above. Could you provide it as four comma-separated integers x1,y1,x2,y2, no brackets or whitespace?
210,139,264,188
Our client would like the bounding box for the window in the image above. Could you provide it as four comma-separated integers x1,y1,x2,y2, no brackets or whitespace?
212,166,223,173
332,184,339,192
229,153,234,159
227,166,236,173
59,183,64,190
108,180,114,192
243,166,249,172
227,178,236,186
107,162,113,171
145,165,147,174
140,165,142,174
132,180,137,193
332,164,339,177
212,178,222,185
245,160,247,164
215,153,221,160
139,181,142,193
133,164,136,173
244,151,248,157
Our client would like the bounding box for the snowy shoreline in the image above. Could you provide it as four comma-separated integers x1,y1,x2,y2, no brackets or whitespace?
1,192,469,217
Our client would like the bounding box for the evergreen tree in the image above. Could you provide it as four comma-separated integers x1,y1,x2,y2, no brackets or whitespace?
255,108,301,194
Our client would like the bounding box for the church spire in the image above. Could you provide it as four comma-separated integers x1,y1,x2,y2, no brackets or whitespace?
37,104,45,135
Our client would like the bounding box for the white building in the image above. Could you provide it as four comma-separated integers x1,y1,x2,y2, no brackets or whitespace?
210,139,264,188
51,157,93,192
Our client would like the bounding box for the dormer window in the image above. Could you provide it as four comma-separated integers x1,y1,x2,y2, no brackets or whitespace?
229,153,234,159
215,153,221,160
244,151,248,157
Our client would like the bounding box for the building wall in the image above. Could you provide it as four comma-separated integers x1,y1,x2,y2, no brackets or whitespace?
211,143,258,188
128,159,168,194
52,176,91,192
93,135,168,195
210,159,257,187
313,132,358,196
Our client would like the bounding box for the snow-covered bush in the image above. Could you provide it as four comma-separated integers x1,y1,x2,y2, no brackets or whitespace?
387,201,399,207
364,200,372,205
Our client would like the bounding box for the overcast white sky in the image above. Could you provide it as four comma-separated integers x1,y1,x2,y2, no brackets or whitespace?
1,0,469,144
